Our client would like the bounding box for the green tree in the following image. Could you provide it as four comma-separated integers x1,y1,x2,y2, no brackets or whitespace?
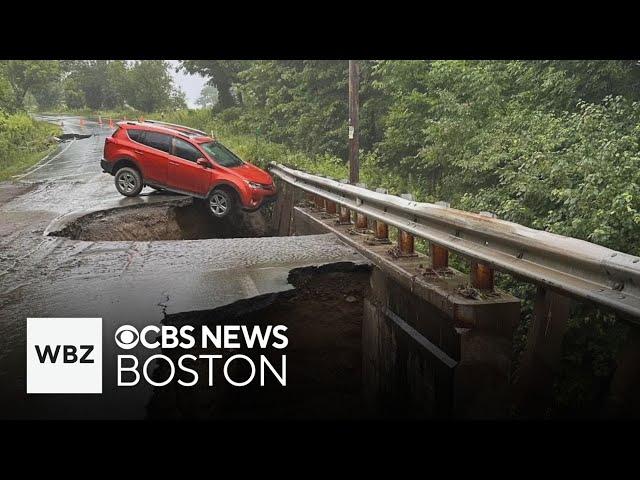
63,77,86,109
32,80,63,110
0,60,60,112
178,60,251,109
196,85,218,109
126,60,175,112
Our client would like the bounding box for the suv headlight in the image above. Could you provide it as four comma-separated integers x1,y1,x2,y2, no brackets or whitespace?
246,180,269,189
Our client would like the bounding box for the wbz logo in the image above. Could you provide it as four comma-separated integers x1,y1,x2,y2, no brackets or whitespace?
27,318,102,394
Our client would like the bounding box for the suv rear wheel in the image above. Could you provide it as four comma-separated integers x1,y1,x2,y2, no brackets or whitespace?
115,167,143,197
207,188,234,218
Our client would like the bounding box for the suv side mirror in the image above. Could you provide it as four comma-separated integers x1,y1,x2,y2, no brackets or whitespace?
196,158,211,168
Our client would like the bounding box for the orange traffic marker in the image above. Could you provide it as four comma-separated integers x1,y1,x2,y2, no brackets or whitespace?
109,118,114,128
139,116,144,123
98,115,103,126
80,118,85,127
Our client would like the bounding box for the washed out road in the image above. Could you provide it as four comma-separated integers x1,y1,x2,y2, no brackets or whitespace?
0,115,364,419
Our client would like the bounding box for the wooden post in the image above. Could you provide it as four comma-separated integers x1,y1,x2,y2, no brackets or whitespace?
348,60,360,184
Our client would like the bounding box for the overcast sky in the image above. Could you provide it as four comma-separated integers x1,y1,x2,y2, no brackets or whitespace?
168,60,208,108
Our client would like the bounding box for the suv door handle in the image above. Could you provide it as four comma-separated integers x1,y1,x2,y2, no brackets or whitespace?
134,149,144,155
169,161,180,166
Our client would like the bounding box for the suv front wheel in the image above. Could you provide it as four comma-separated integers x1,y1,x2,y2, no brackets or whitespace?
115,167,143,197
207,188,234,218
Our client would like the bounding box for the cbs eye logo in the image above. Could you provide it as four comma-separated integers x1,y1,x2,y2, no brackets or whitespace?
115,325,139,349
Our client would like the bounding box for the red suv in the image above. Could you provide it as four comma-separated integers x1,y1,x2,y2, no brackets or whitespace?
101,120,276,218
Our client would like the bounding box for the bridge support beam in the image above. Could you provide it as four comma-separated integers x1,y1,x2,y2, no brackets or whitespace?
514,286,570,415
363,267,519,418
288,205,521,418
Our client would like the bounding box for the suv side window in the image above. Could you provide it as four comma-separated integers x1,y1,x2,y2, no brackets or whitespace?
172,137,202,162
127,128,145,143
142,132,172,153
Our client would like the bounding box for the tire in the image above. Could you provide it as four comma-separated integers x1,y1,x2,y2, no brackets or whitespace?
207,188,235,218
114,167,143,197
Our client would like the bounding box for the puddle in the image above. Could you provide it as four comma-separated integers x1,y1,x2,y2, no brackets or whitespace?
50,201,273,241
145,262,372,419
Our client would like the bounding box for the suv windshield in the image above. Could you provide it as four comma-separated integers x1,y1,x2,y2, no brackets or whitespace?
200,141,244,168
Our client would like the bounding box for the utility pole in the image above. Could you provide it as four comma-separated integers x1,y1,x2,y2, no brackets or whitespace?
348,60,360,184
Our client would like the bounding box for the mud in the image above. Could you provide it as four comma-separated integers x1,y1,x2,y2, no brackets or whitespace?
51,200,274,241
146,263,372,419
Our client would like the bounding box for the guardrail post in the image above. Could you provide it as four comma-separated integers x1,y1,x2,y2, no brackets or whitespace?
314,194,325,210
398,230,414,255
337,179,351,224
372,188,390,242
325,199,337,214
430,244,449,269
470,262,494,290
396,194,415,255
355,183,368,230
431,202,451,268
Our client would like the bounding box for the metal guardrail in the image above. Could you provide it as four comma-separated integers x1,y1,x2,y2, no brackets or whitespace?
269,162,640,321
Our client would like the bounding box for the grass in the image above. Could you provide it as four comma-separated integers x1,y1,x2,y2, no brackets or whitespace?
0,143,59,181
0,116,61,181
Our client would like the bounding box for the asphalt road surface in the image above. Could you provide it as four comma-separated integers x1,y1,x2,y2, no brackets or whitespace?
0,115,364,419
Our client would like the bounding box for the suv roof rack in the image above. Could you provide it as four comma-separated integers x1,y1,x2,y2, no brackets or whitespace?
144,119,208,137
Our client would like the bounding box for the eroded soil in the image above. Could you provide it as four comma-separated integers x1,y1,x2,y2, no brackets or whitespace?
51,201,273,241
146,263,372,419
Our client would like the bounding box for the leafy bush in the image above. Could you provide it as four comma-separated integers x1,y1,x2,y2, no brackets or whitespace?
0,112,59,179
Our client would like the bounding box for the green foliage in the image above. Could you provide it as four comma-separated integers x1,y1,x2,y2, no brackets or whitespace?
0,112,60,179
126,60,175,112
163,60,640,416
196,85,219,109
41,60,184,113
63,77,86,110
178,61,250,109
0,60,61,112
